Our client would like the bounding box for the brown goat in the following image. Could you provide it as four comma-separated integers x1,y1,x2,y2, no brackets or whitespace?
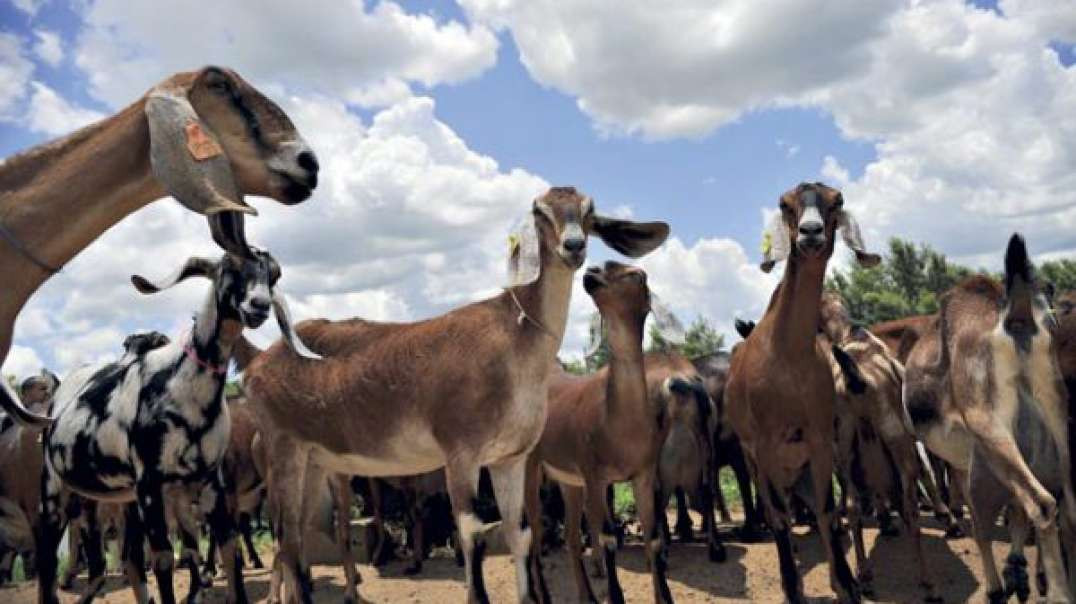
725,182,878,603
653,352,724,563
524,262,695,604
821,292,941,600
904,235,1076,602
243,187,669,604
691,352,764,540
870,314,935,364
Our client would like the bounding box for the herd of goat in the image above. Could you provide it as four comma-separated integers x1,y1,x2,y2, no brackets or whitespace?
0,66,1073,604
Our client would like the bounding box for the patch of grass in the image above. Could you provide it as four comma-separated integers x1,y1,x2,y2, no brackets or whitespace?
612,483,635,517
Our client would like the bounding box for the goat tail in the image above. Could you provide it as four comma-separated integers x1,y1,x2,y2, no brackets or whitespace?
232,335,265,372
0,376,52,430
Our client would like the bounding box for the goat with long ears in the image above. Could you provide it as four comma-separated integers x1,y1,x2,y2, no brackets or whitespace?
726,182,878,604
34,249,317,604
241,187,669,604
0,66,319,429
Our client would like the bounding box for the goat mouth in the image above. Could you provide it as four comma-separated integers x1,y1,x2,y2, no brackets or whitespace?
583,270,606,293
242,310,270,328
273,170,315,203
797,238,826,256
559,249,586,270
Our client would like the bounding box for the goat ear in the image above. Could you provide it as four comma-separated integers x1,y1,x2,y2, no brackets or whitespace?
760,212,791,273
131,257,217,294
831,345,868,395
505,211,542,287
590,216,669,258
145,86,257,258
649,292,687,345
734,318,756,340
837,210,880,268
270,290,322,360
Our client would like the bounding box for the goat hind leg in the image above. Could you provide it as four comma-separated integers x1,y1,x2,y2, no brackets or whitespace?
896,445,940,602
74,499,106,604
266,436,311,604
967,459,1009,603
446,458,495,604
327,472,362,603
522,456,551,604
35,463,69,604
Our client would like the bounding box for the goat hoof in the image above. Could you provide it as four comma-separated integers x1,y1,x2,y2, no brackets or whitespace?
403,563,422,576
1036,570,1047,596
986,589,1007,604
943,523,964,539
709,542,727,563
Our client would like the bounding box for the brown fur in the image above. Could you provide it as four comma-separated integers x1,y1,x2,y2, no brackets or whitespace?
870,314,935,363
725,182,864,603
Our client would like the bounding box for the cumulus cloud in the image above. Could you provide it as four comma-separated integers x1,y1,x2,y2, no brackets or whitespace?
32,29,62,66
1,345,45,382
11,0,46,17
73,0,498,109
0,33,33,120
25,81,105,136
463,0,1076,266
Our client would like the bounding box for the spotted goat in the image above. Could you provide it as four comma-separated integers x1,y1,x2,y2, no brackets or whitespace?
29,250,318,604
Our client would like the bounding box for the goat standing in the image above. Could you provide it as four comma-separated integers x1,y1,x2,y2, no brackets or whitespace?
32,250,317,604
905,235,1076,602
242,187,669,604
725,182,878,603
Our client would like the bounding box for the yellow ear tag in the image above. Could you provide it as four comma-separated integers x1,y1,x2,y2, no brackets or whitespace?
761,231,773,256
508,233,521,256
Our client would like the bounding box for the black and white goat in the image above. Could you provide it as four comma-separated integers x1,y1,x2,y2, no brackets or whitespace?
27,250,318,604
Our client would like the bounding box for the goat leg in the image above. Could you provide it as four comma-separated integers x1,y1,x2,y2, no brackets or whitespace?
807,446,860,604
121,503,151,604
697,481,726,563
490,456,540,604
523,457,552,604
35,466,68,604
327,473,361,602
74,499,107,604
632,473,672,604
562,485,598,604
446,459,494,604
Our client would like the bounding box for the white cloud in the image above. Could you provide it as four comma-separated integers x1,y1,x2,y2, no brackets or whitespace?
73,0,498,109
24,81,105,136
640,236,777,338
32,29,62,66
11,0,46,17
461,0,903,139
0,33,33,120
2,345,44,382
820,155,850,187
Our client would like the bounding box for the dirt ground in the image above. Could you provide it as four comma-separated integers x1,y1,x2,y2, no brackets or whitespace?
0,513,1034,603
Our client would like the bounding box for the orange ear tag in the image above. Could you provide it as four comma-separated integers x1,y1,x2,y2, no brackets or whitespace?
185,121,223,161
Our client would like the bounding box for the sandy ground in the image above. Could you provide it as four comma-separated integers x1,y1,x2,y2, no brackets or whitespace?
0,513,1035,603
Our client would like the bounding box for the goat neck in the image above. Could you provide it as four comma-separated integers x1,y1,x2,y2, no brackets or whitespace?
506,241,576,353
769,252,828,354
189,282,242,375
0,101,163,313
604,307,648,421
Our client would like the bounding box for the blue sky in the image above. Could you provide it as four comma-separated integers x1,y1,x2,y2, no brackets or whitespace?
1,0,1074,376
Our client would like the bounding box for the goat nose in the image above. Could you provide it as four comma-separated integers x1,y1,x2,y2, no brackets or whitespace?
250,297,271,312
297,150,319,174
799,221,824,237
563,237,585,253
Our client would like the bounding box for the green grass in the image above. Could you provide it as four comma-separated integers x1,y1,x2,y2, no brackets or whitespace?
608,468,752,517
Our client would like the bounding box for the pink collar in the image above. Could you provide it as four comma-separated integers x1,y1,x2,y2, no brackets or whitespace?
184,334,228,375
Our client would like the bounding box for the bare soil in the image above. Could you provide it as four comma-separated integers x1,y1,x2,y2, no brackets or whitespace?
0,514,1029,603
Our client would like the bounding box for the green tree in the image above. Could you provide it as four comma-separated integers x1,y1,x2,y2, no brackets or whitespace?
648,315,725,359
827,237,972,325
1040,259,1076,293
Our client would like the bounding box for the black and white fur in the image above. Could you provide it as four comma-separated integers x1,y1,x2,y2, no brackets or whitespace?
33,250,317,604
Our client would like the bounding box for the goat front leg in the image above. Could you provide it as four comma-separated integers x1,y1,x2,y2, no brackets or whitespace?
835,422,871,595
266,435,310,604
807,443,860,604
562,485,598,604
490,455,539,604
239,512,264,569
523,456,551,604
696,479,725,563
74,499,107,604
633,471,674,604
120,502,151,604
137,479,178,604
893,441,940,602
327,472,362,601
204,471,249,604
35,462,69,604
446,458,496,604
